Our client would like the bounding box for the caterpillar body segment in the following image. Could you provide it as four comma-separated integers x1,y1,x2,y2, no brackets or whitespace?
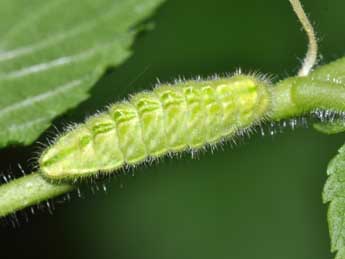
39,75,272,180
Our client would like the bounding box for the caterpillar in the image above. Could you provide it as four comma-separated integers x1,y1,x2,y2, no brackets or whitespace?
38,0,320,181
39,75,271,180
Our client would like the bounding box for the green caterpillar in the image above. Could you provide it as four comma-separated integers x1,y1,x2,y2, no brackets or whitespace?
36,0,344,183
39,75,271,180
36,0,318,181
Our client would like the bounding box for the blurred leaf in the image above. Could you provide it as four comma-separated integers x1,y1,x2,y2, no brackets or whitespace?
314,120,345,135
0,0,164,148
323,143,345,259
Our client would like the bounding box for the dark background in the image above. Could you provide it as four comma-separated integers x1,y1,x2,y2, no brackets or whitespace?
1,0,345,258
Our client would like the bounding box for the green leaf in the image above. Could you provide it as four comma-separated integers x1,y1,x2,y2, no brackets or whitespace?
323,143,345,259
0,0,164,147
313,120,345,135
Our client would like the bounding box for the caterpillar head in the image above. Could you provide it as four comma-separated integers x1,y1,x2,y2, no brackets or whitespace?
39,126,95,180
39,113,125,180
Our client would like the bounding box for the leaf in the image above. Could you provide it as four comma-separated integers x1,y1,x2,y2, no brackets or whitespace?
323,143,345,259
0,0,164,147
313,120,345,135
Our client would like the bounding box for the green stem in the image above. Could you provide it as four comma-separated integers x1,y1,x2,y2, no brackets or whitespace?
1,73,345,218
0,173,73,217
270,77,345,120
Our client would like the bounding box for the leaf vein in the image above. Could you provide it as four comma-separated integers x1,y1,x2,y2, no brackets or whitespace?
0,79,83,117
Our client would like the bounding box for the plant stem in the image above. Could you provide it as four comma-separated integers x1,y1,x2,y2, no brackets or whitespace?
0,173,73,217
289,0,318,76
270,77,345,120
